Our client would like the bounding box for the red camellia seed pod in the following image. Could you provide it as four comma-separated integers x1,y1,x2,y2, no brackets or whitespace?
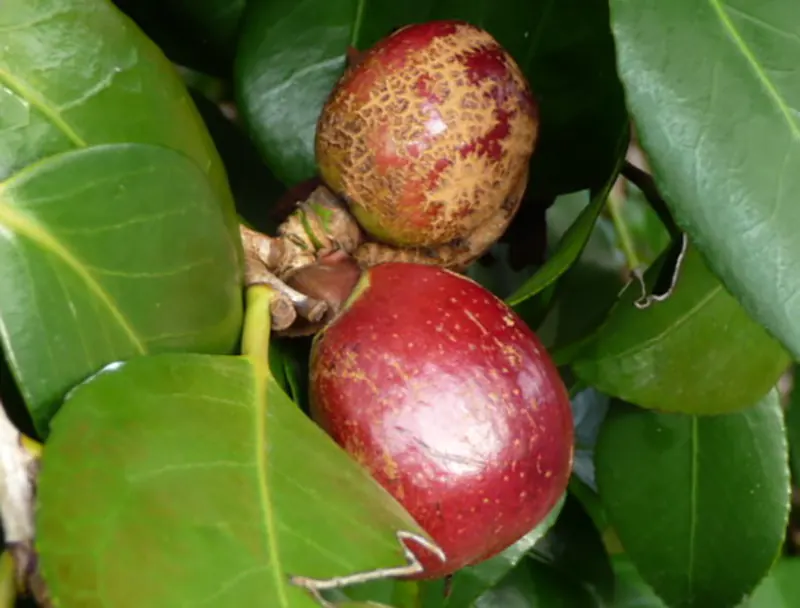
315,20,538,250
308,263,573,579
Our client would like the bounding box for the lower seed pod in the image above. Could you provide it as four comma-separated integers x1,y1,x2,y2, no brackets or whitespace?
308,262,574,578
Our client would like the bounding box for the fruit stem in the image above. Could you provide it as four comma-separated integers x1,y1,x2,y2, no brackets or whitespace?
241,284,278,368
620,161,681,239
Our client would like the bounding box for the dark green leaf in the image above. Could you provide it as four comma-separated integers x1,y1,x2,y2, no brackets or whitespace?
506,151,625,308
0,144,243,436
111,0,242,76
37,352,441,607
532,191,625,351
610,555,665,608
573,244,790,414
596,392,790,608
236,0,628,195
473,558,600,608
786,366,800,480
609,0,800,360
157,0,245,56
0,0,236,231
569,387,610,491
747,558,800,607
189,90,286,234
466,243,538,303
531,493,615,603
423,494,565,608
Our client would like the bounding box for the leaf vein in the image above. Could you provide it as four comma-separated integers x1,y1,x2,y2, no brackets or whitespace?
0,68,86,147
0,202,145,354
709,0,800,138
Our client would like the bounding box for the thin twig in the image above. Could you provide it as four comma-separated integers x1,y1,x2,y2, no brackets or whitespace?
621,162,681,238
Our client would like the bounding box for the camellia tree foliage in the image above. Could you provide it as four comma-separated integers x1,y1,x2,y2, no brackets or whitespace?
0,0,798,607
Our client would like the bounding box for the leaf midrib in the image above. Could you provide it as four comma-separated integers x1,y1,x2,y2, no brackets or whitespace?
0,198,145,354
709,0,800,139
253,363,289,607
0,68,86,147
592,285,724,363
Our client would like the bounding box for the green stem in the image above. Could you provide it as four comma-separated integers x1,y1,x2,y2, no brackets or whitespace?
607,191,641,276
241,284,275,366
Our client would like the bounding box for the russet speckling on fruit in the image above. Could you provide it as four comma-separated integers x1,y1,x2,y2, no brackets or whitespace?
315,20,538,260
308,263,573,579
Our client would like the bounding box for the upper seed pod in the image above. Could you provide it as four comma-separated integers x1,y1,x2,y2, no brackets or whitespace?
315,20,538,252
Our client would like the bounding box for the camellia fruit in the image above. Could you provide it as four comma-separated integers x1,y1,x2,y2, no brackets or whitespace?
308,263,573,579
315,20,538,257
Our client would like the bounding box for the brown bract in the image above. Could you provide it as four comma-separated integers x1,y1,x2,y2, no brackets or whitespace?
308,263,573,579
315,20,538,251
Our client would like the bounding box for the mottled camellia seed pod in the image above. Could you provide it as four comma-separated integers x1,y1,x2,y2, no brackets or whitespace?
315,20,538,250
309,263,573,579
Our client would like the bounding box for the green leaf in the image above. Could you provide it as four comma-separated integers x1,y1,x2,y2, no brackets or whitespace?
609,0,800,360
336,603,395,608
786,365,800,479
532,192,625,351
595,392,790,608
531,493,614,603
747,558,800,607
573,243,790,414
188,90,286,235
0,0,238,234
422,493,565,608
473,558,601,608
235,0,628,195
0,144,243,436
506,146,625,309
609,555,665,608
37,351,442,607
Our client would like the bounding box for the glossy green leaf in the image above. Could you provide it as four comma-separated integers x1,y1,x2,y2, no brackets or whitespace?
473,558,600,608
37,351,442,607
595,392,790,608
610,555,665,608
609,0,800,360
0,144,243,436
531,493,614,602
573,244,790,414
506,148,625,308
747,558,800,607
422,493,565,608
0,0,237,233
235,0,628,194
